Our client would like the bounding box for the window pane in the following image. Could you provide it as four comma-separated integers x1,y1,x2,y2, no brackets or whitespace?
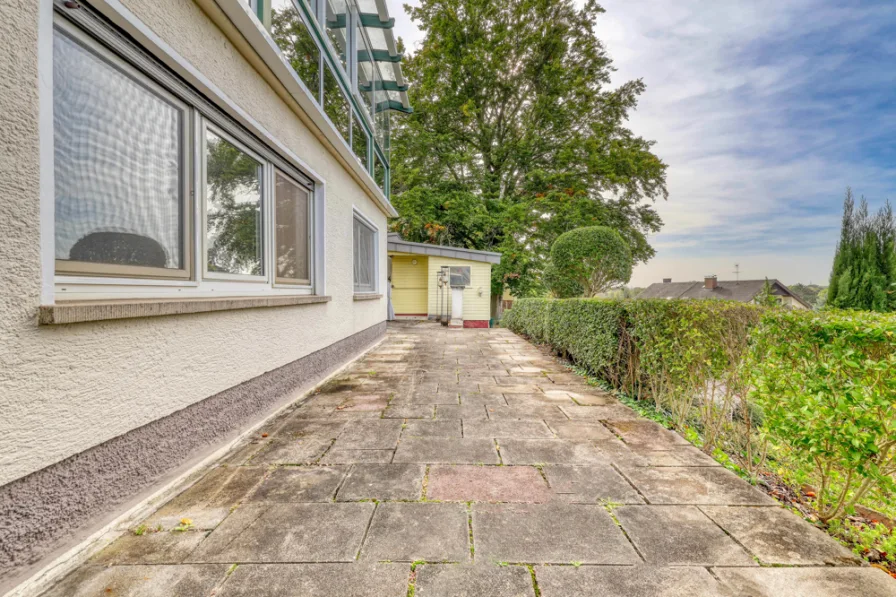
324,62,350,142
325,0,347,70
450,266,471,287
205,131,264,276
275,173,310,283
272,0,321,100
373,152,385,193
53,30,185,271
353,217,375,292
352,113,368,168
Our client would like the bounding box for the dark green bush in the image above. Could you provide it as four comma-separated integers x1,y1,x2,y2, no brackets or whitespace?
544,226,633,298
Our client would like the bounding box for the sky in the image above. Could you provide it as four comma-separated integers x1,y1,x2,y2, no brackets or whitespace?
391,0,896,288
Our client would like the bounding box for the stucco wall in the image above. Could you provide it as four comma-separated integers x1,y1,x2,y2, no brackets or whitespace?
0,0,388,488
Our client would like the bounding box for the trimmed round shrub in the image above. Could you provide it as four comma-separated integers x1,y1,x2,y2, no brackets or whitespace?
545,226,633,297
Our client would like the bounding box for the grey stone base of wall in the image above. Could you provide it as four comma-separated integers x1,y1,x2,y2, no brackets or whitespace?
0,321,386,590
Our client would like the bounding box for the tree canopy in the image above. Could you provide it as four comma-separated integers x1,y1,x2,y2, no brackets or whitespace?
827,189,896,312
390,0,667,295
544,226,632,297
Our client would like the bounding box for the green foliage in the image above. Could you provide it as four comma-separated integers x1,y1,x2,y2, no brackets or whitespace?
828,189,896,312
790,283,827,307
545,227,632,298
391,0,667,297
828,519,896,563
748,309,896,522
754,278,780,308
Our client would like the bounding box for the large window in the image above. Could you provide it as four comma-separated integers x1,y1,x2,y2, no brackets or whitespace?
53,26,190,279
353,213,377,293
53,15,318,295
274,172,311,284
324,62,350,143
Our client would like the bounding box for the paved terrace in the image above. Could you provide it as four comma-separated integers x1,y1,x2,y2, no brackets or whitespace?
42,323,894,596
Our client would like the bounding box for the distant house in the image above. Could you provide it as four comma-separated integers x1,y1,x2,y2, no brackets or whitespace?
639,276,812,309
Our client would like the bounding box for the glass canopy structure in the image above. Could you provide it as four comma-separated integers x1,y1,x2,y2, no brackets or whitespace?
264,0,411,197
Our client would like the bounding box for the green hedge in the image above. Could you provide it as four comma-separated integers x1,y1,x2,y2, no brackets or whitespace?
503,297,896,522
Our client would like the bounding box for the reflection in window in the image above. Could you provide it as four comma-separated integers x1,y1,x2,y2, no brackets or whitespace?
353,215,376,293
324,62,350,142
450,266,471,287
275,172,311,284
53,29,185,272
373,152,385,193
205,131,264,276
271,0,320,100
352,114,368,168
325,0,347,70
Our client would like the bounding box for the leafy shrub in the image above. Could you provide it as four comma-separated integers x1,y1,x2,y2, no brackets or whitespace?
544,227,633,298
749,309,896,522
503,298,896,520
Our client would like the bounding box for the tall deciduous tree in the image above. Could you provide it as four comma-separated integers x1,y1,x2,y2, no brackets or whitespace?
828,189,896,312
390,0,667,295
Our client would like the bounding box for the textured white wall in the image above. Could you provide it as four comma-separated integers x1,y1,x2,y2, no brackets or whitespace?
0,0,388,487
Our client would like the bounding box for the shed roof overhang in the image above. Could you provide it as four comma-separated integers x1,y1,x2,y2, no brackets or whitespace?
387,234,502,265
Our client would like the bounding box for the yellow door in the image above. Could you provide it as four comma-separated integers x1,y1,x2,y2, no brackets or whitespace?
390,255,428,316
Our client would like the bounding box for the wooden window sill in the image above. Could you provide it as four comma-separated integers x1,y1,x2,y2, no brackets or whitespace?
39,295,332,325
353,293,383,301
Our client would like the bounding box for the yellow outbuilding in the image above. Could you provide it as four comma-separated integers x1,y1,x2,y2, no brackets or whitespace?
387,234,501,328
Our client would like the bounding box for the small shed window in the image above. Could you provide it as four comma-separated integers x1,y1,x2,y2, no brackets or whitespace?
449,266,471,287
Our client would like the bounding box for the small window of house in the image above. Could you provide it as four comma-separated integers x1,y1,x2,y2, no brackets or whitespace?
353,214,376,293
53,27,190,279
204,129,265,278
274,172,312,285
450,266,471,287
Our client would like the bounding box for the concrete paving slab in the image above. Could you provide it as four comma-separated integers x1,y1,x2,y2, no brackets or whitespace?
276,418,347,439
630,446,721,467
249,439,332,465
41,564,230,597
382,405,434,419
617,466,776,505
614,505,756,566
393,438,500,464
459,393,508,406
485,405,569,420
360,503,470,562
333,420,403,449
218,563,409,597
604,420,691,449
427,466,552,503
536,565,732,597
337,464,426,501
249,466,347,502
713,567,896,597
499,440,605,465
403,420,462,438
320,449,395,464
543,465,643,504
90,530,207,565
415,564,535,597
504,393,574,406
547,422,617,441
434,405,489,419
189,503,375,563
701,506,862,565
143,466,266,530
472,504,640,564
462,420,553,439
558,405,643,421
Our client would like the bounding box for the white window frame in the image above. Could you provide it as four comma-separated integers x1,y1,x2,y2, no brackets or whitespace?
352,207,379,295
45,6,326,303
449,266,472,288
